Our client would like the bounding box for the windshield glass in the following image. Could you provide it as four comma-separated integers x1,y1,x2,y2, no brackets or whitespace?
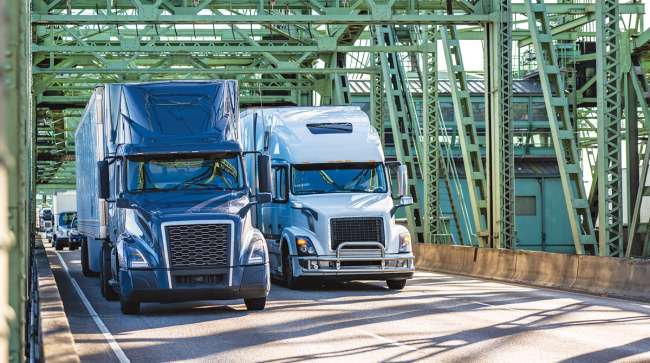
58,212,76,227
292,163,387,195
126,154,243,192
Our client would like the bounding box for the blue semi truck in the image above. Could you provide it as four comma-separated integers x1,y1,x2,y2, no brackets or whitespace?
75,81,272,314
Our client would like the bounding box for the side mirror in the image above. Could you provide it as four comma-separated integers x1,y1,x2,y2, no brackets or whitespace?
257,154,272,194
97,160,110,199
255,192,272,204
397,164,408,198
400,196,414,206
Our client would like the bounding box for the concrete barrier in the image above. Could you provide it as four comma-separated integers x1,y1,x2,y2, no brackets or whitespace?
471,248,516,280
513,250,578,290
413,243,650,302
35,238,80,363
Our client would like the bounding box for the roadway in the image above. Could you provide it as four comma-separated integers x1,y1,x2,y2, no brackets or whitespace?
48,246,650,363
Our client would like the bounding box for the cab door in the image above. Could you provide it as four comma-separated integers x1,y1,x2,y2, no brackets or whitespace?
260,164,290,271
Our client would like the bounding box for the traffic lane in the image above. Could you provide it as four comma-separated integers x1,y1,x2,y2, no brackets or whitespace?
52,247,650,362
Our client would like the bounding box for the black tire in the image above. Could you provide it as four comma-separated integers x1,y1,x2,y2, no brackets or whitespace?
54,239,64,251
244,297,266,311
120,298,140,315
282,246,300,290
80,239,96,277
386,279,407,290
69,242,79,251
100,245,119,301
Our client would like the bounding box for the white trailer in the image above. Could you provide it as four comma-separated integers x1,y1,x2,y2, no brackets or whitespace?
52,190,78,250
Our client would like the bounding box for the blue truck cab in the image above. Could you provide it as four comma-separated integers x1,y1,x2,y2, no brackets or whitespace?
75,81,272,314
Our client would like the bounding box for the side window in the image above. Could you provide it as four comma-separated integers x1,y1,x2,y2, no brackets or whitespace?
272,166,288,202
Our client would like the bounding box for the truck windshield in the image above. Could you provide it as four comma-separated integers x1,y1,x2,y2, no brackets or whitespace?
126,155,243,192
292,163,387,195
58,212,76,227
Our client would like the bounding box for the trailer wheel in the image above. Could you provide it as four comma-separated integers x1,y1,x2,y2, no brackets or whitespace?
244,297,266,311
100,245,119,301
386,279,407,290
80,239,95,277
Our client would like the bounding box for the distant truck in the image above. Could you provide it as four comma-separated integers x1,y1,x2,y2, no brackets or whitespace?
75,81,272,314
40,207,53,234
241,106,415,289
52,191,78,250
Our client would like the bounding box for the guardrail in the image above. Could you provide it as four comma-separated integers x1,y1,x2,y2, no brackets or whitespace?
414,243,650,301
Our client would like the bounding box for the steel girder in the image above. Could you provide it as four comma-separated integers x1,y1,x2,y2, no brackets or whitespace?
486,0,515,249
596,0,623,257
441,26,489,247
525,0,597,255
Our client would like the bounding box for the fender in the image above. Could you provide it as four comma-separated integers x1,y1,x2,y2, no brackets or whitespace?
279,226,319,256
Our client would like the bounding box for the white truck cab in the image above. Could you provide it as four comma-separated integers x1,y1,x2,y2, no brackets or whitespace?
242,106,415,289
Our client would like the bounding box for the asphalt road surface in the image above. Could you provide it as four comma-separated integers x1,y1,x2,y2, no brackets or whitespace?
48,247,650,363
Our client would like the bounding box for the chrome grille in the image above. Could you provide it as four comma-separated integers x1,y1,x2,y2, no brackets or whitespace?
165,223,230,268
330,217,384,250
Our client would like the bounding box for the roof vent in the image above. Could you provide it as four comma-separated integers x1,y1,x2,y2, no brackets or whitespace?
306,123,353,134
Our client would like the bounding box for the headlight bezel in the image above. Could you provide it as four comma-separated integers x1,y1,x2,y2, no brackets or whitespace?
123,242,150,269
295,236,317,256
246,234,268,265
398,232,412,253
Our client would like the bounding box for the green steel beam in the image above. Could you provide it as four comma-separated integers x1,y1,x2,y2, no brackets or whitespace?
375,24,425,243
440,25,489,247
486,0,515,249
32,14,492,25
525,0,597,255
422,25,441,243
595,0,623,257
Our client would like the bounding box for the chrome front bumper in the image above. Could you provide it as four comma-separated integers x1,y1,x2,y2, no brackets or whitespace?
295,242,415,276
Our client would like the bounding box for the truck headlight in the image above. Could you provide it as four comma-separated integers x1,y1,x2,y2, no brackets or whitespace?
296,236,317,256
125,244,150,269
246,234,268,265
398,232,412,253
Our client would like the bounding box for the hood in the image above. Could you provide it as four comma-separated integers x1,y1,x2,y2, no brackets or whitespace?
124,190,249,217
293,193,393,219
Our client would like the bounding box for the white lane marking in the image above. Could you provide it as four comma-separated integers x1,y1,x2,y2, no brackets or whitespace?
54,251,131,363
357,328,418,352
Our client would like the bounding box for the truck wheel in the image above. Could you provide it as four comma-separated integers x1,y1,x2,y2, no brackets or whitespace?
386,279,407,290
282,248,300,290
54,239,64,251
120,298,140,315
80,239,95,277
244,297,266,311
69,243,78,251
100,246,119,301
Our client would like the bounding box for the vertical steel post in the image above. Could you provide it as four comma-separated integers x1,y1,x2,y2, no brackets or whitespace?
486,0,515,249
596,0,623,256
422,25,440,243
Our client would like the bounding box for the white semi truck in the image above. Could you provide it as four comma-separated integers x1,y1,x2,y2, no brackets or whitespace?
242,106,415,289
52,190,78,250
